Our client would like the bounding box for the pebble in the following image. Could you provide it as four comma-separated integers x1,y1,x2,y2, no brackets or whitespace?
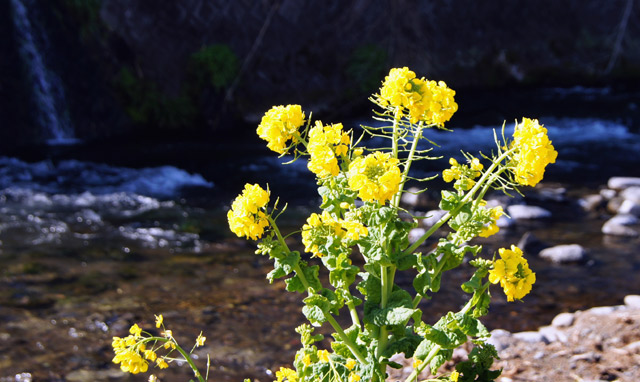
513,331,549,344
608,176,640,190
400,187,429,208
551,312,575,328
600,188,617,200
579,194,605,211
506,204,552,220
539,244,586,263
539,325,568,343
624,295,640,308
487,329,512,351
587,306,621,315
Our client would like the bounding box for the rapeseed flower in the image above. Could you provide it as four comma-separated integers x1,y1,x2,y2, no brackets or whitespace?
275,367,298,382
479,206,504,238
307,121,350,178
257,105,306,154
510,118,557,187
227,183,270,240
347,152,401,204
489,245,536,301
301,211,343,257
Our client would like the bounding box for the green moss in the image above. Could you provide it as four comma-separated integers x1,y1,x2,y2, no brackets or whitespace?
188,44,239,92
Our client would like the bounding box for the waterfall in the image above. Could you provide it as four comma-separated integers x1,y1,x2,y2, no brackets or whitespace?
10,0,77,145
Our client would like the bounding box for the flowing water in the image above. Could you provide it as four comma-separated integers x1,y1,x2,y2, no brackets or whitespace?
1,95,640,381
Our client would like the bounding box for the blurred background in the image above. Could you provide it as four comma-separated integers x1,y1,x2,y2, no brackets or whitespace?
1,1,640,381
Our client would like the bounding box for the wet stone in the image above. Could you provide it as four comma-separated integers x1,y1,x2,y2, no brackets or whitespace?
608,177,640,190
621,186,640,204
539,244,586,264
602,214,639,237
507,204,552,220
552,312,575,328
420,209,447,227
513,331,549,344
624,295,640,308
487,329,512,351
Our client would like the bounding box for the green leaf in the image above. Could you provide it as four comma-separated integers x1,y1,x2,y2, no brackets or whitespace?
439,190,460,211
430,348,453,374
285,274,305,292
454,313,489,338
364,289,416,326
461,267,489,294
302,293,330,326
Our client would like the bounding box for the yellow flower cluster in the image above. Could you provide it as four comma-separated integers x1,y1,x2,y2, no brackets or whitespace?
479,205,504,238
301,211,368,257
307,121,350,178
227,183,270,240
510,118,558,187
488,245,536,301
442,157,483,191
274,367,298,382
112,324,168,374
377,67,457,125
257,105,306,154
347,152,402,204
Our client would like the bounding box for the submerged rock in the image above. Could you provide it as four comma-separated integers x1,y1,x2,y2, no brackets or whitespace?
608,177,640,190
602,214,639,237
507,204,552,220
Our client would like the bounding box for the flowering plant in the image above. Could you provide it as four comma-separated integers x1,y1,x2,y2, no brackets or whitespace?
112,67,556,382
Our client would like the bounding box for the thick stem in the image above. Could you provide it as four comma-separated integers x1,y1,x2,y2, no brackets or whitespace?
325,313,367,364
346,300,361,329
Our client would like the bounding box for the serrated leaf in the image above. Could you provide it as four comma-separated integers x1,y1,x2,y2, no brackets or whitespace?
430,348,453,374
439,190,460,211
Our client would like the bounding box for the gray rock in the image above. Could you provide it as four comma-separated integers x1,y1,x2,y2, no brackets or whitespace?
624,295,640,308
535,187,567,202
551,312,575,328
623,340,640,353
400,187,429,208
539,244,586,263
587,306,621,315
487,329,512,351
607,197,625,214
578,194,605,212
602,214,639,237
513,331,548,344
421,209,447,227
408,228,426,244
496,215,515,228
539,325,568,343
600,188,617,200
618,199,640,217
507,204,552,220
608,177,640,190
621,186,640,204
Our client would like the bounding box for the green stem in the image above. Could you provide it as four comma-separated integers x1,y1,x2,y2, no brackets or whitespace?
144,337,206,382
403,147,516,255
346,299,361,329
393,121,424,208
267,215,291,253
403,343,442,382
325,313,367,364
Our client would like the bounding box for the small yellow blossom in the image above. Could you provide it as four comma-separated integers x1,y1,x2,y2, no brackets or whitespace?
196,333,206,347
112,348,148,374
154,314,163,328
143,349,157,362
302,354,312,367
317,349,330,363
345,359,357,370
510,118,557,187
156,358,169,369
227,183,271,240
301,211,343,257
347,152,401,204
412,359,423,369
349,372,361,382
275,367,298,382
129,324,142,337
257,105,306,154
450,370,460,382
489,245,536,301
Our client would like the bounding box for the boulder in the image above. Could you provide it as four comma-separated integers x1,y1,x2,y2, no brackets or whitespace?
551,312,575,328
624,295,640,308
578,194,605,212
618,199,640,217
539,244,586,264
507,204,552,220
621,186,640,204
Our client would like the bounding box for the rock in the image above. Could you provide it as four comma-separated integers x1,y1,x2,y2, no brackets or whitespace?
487,329,512,351
517,232,548,255
618,199,640,216
578,194,605,212
66,369,125,381
539,325,568,343
421,209,447,227
513,331,548,344
408,228,426,244
602,214,639,237
621,186,640,204
496,215,515,228
539,244,586,263
623,341,640,353
569,351,601,364
587,306,621,315
624,295,640,308
608,177,640,190
607,197,625,214
551,312,575,328
599,188,617,200
507,204,552,220
534,187,567,202
400,187,429,208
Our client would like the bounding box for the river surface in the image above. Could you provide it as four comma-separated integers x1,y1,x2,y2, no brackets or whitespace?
1,87,640,381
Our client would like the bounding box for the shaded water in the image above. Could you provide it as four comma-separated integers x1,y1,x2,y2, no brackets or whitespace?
1,99,640,381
